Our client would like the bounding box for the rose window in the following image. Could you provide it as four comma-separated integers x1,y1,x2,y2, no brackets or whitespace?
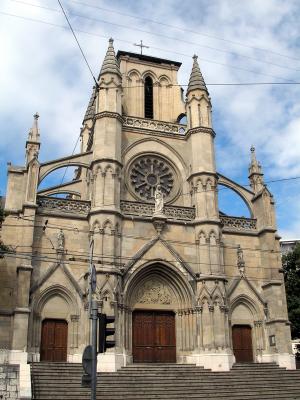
129,156,175,201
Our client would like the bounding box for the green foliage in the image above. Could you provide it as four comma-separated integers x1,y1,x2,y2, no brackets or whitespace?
282,243,300,339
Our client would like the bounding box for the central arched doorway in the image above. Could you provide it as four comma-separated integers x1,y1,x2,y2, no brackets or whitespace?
132,310,176,363
123,261,195,364
40,319,68,362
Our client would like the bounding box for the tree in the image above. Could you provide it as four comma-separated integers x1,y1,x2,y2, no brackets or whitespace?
282,243,300,339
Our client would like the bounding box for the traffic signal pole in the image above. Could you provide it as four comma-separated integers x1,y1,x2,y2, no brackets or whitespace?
88,238,97,400
91,299,98,400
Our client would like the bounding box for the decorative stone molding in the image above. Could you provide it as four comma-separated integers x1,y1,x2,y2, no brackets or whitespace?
120,200,195,221
186,126,216,138
123,116,186,136
136,280,172,305
37,196,91,215
94,111,124,124
152,215,167,235
220,215,257,231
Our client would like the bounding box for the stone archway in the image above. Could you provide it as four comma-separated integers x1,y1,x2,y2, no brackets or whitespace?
121,262,195,364
229,295,265,363
28,285,80,362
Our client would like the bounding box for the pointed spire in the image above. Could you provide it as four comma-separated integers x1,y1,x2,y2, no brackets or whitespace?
249,145,262,174
83,86,97,122
248,146,264,192
99,38,121,78
187,55,208,95
28,112,40,142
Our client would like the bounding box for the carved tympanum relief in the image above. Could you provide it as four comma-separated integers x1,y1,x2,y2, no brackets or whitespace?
136,279,172,304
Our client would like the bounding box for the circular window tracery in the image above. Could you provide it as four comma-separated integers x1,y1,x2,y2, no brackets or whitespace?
129,155,176,201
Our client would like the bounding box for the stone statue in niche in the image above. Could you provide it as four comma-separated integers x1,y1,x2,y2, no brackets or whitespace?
57,229,65,251
136,280,172,304
154,185,164,215
237,244,245,275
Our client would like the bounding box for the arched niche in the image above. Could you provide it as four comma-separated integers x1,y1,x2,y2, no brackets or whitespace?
218,184,253,218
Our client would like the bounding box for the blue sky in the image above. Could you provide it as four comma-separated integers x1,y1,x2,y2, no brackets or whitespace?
1,0,300,238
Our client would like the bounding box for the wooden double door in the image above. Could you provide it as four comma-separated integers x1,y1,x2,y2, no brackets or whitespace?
232,325,253,362
40,319,68,362
133,311,176,363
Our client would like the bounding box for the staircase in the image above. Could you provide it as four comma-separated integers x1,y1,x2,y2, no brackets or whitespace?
31,362,300,400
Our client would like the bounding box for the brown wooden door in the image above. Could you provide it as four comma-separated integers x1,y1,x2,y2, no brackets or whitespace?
40,319,68,362
232,325,253,362
133,311,176,363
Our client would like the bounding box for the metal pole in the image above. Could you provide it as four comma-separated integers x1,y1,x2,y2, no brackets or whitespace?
91,299,98,400
88,237,97,400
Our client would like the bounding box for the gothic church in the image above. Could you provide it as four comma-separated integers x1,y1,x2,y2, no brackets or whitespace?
0,39,295,389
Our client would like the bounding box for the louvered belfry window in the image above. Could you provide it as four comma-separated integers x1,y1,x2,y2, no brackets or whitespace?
144,76,153,119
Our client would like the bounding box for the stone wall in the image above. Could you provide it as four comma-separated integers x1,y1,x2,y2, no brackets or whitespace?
0,364,19,399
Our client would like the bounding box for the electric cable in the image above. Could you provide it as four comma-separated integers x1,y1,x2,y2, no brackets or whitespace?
10,0,300,73
0,10,298,83
57,0,98,87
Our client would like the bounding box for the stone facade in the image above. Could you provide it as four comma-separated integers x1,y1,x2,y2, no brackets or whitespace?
0,39,295,394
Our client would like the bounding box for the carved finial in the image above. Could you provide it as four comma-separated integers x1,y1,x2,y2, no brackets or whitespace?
237,245,245,276
34,112,39,120
193,54,198,61
248,145,264,193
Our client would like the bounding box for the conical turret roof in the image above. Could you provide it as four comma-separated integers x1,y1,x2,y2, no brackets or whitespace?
83,86,97,122
187,55,207,95
99,38,121,78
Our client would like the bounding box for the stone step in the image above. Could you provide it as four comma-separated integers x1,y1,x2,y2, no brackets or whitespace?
31,363,300,400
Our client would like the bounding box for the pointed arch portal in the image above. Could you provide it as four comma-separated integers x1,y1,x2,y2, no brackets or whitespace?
123,262,194,363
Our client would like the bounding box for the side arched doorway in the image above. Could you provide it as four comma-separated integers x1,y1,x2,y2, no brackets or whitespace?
232,325,253,362
40,319,68,362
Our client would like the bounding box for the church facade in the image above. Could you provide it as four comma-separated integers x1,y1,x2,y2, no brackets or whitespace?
0,39,295,379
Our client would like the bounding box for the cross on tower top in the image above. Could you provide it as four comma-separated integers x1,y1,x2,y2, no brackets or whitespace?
134,40,150,55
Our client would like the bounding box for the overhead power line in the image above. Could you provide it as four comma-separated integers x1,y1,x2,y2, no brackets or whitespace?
57,0,98,87
0,11,297,84
66,0,300,63
9,0,300,74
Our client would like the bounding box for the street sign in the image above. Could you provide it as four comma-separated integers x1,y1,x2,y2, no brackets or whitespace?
82,344,93,376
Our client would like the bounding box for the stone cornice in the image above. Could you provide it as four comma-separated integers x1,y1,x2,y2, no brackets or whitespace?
185,126,216,138
261,280,282,289
17,265,33,273
257,227,277,235
94,111,123,124
187,171,218,182
265,318,290,325
122,115,186,138
90,158,123,169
